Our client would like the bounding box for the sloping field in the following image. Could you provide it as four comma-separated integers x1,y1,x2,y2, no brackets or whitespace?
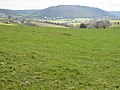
31,22,67,28
0,22,17,26
0,25,120,90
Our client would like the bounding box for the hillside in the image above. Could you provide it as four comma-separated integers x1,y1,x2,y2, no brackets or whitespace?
109,11,120,17
37,5,113,18
0,9,39,18
0,9,16,16
0,5,113,19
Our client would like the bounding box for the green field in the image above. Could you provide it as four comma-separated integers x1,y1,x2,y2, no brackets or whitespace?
0,22,17,26
110,20,120,22
0,25,120,90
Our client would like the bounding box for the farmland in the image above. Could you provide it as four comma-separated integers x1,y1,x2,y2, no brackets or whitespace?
0,25,120,90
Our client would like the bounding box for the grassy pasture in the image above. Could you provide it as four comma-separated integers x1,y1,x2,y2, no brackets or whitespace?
31,22,67,28
110,20,120,28
110,20,120,22
0,22,17,26
0,25,120,90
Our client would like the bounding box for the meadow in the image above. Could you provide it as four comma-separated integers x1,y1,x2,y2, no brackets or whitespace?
0,25,120,90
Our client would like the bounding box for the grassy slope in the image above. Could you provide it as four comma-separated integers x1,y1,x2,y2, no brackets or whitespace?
0,22,17,26
0,25,120,90
110,20,120,28
110,20,120,22
31,22,67,28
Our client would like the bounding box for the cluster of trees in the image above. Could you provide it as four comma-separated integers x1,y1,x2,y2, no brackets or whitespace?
112,22,120,25
24,21,38,26
36,20,111,29
37,20,71,27
7,16,37,26
80,20,111,29
0,15,14,24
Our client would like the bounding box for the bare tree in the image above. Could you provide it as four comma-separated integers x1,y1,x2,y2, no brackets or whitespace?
8,15,12,20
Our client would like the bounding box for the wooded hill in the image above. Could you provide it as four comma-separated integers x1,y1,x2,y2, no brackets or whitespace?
109,11,120,17
0,5,115,19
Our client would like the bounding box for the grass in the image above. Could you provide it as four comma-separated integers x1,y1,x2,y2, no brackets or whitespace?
0,22,17,26
110,20,120,22
110,25,120,28
0,25,120,90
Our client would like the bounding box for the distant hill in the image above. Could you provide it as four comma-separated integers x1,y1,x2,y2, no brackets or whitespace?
109,11,120,17
0,5,114,19
0,9,15,16
36,5,113,18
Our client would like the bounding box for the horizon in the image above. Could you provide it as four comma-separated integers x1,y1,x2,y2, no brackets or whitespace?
0,0,120,11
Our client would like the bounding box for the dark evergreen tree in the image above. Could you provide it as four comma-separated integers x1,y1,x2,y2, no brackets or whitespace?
80,23,87,28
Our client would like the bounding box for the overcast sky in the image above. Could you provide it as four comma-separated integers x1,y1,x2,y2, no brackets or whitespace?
0,0,120,11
